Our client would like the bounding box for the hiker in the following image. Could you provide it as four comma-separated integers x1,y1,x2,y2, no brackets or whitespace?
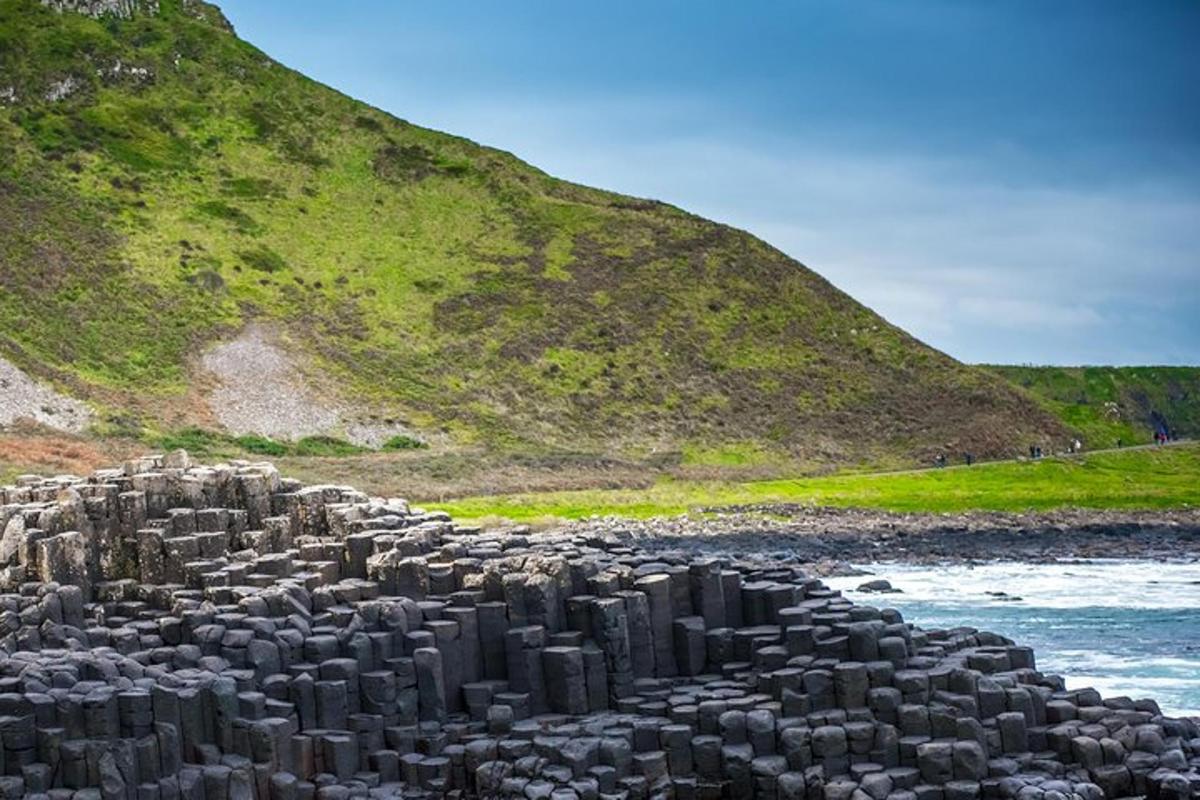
1072,438,1082,453
935,453,946,468
1029,445,1036,460
964,452,974,466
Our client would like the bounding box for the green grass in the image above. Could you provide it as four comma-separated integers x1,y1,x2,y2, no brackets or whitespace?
381,434,428,451
681,441,781,468
0,0,1068,467
290,436,367,457
154,426,362,458
432,441,1200,523
989,366,1200,446
155,426,236,456
235,435,289,457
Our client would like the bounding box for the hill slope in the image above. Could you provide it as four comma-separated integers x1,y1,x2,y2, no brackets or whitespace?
989,365,1200,447
0,0,1068,464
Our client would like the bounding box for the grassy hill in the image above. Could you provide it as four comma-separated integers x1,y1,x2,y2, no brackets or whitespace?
988,366,1200,448
0,0,1068,467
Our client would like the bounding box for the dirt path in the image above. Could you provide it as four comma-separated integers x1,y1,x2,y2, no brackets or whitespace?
847,438,1189,481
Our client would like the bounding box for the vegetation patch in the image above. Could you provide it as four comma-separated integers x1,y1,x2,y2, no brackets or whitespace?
436,442,1200,522
291,435,367,457
991,366,1200,446
196,200,259,233
234,434,289,457
220,175,283,199
382,434,427,451
237,246,287,273
372,142,471,183
682,441,779,468
153,427,363,458
156,426,233,457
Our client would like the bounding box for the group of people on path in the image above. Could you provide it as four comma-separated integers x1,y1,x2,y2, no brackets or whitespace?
930,425,1178,471
933,451,972,468
1028,439,1083,460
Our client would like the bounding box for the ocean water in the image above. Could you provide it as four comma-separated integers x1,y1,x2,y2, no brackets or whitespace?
824,560,1200,717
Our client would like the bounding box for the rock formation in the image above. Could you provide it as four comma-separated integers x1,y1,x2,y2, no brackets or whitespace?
0,452,1196,799
38,0,156,20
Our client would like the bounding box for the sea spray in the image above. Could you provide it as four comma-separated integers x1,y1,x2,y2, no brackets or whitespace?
828,559,1200,716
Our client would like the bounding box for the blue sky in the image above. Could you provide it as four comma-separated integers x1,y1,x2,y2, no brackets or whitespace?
220,1,1200,365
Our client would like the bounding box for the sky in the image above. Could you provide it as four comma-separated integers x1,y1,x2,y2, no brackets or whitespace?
219,1,1200,366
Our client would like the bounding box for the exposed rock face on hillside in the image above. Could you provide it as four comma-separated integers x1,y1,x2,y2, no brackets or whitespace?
0,355,92,432
0,452,1196,798
39,0,152,19
200,326,417,447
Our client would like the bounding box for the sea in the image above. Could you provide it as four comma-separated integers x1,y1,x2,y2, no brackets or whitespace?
824,560,1200,718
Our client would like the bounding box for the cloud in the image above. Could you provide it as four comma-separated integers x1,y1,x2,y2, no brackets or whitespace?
956,298,1104,331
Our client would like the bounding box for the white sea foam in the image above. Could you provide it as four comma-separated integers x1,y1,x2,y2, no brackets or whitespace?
827,560,1200,609
1061,675,1200,718
1051,650,1200,672
827,560,1200,718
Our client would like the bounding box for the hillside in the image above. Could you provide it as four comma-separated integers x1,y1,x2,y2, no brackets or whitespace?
0,0,1068,467
988,365,1200,448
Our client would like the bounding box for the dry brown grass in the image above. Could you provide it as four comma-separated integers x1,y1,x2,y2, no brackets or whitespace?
0,425,837,501
0,425,140,482
272,449,660,503
0,427,668,500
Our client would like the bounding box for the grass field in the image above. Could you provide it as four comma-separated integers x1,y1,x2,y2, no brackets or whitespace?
2,432,1195,522
431,441,1200,523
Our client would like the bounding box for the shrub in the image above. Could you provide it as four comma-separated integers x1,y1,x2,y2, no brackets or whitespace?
220,176,282,199
196,200,259,233
237,246,287,273
156,426,227,455
382,434,427,451
291,436,366,457
234,434,288,456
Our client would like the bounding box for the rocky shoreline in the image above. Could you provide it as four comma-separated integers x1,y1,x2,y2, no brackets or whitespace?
0,454,1197,799
557,507,1200,574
